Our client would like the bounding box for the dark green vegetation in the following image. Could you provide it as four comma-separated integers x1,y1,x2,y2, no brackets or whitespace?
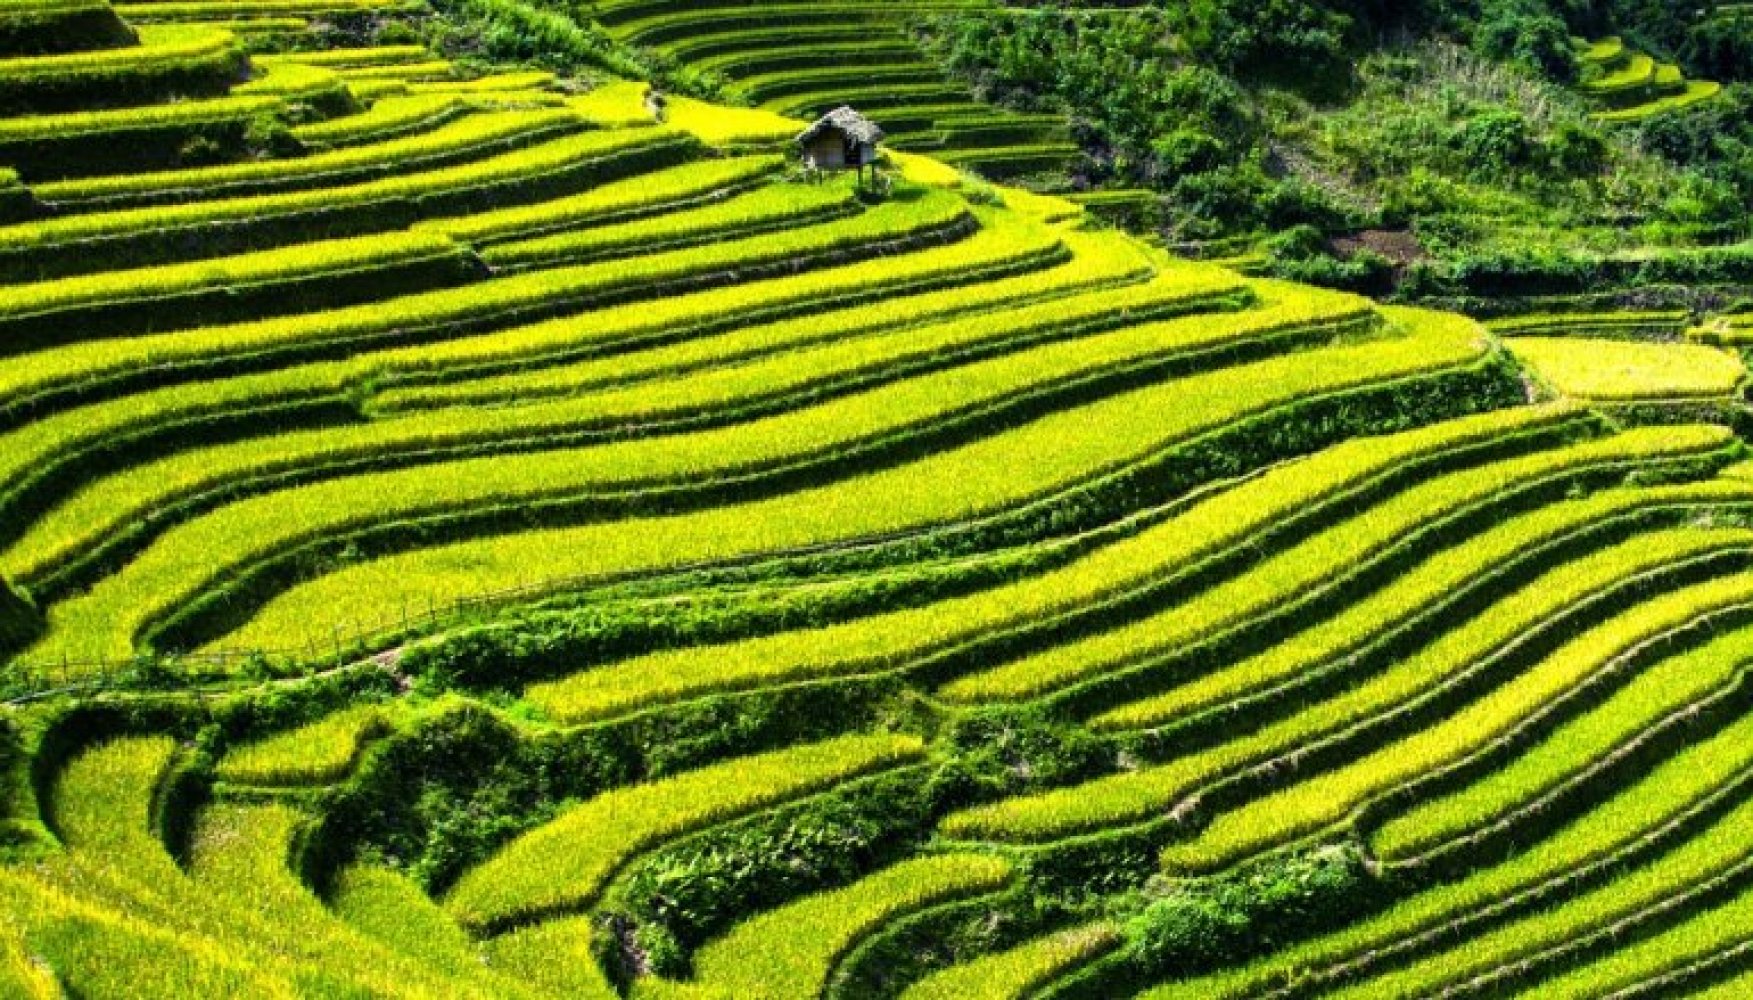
911,2,1753,310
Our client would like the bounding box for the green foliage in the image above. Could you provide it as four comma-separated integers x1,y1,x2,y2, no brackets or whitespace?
1684,17,1753,81
1453,109,1537,173
312,704,636,894
1181,0,1355,80
1633,83,1753,204
423,0,638,79
1131,845,1369,964
941,706,1111,803
1475,0,1580,81
1069,845,1381,998
611,766,939,969
1267,227,1396,296
922,0,1748,295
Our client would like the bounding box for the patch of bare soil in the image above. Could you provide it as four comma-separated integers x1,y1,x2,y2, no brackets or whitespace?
1332,228,1427,267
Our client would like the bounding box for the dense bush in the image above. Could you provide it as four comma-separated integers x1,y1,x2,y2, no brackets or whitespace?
1684,17,1753,82
1181,0,1354,79
1124,845,1375,969
1048,843,1388,997
1634,84,1753,214
1473,0,1580,81
611,768,938,974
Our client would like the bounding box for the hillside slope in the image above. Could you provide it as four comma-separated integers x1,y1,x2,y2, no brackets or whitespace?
899,2,1753,312
0,1,1752,999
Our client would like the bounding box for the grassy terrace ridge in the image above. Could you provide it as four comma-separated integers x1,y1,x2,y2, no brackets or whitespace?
0,125,697,281
1369,617,1753,860
290,94,469,148
1530,882,1753,998
0,22,244,114
1158,566,1753,875
1143,707,1753,999
897,923,1120,1000
0,179,961,416
1086,481,1753,734
583,0,1079,176
30,107,587,207
0,91,278,141
371,231,1162,411
1507,336,1748,401
477,179,864,269
215,306,1487,668
0,229,475,346
27,270,1334,663
934,423,1735,705
510,387,1558,723
6,3,1753,995
0,215,1077,591
214,703,391,786
24,737,545,998
0,212,1066,590
1325,787,1753,998
940,513,1753,843
412,154,785,245
1485,311,1691,338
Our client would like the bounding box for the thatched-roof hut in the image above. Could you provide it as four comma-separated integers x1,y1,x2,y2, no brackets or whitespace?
797,106,885,176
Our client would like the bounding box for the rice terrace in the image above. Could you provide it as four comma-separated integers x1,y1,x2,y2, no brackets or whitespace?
4,0,1753,996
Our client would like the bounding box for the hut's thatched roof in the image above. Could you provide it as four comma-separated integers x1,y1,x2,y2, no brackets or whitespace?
797,106,885,146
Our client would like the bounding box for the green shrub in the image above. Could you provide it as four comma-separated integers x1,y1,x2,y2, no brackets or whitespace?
424,0,653,82
1473,1,1578,81
1059,845,1381,999
1451,109,1536,176
610,765,939,964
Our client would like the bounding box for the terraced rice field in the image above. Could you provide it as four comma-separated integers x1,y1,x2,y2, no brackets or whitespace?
582,0,1082,180
1576,35,1723,123
1,0,1752,997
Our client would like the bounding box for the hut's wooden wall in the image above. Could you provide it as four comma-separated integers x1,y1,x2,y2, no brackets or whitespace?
806,134,846,168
